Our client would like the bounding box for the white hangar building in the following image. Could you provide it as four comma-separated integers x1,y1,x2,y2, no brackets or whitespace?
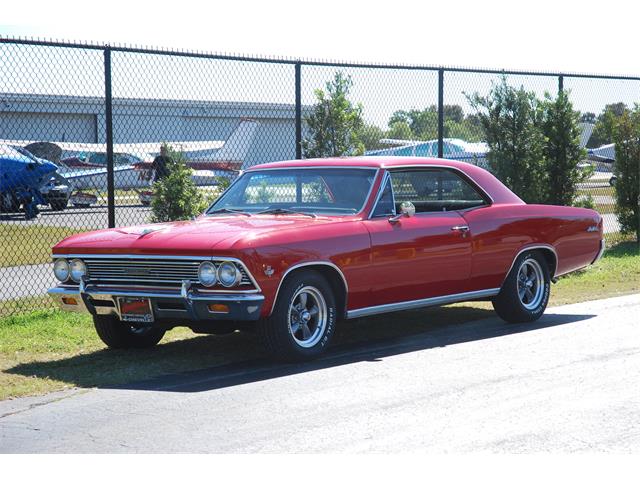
0,92,300,167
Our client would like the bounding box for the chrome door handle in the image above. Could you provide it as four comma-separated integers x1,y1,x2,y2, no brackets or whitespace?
451,225,469,232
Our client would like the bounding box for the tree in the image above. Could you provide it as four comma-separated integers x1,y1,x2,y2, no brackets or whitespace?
612,106,640,242
388,108,438,140
467,76,547,203
387,121,414,140
540,90,590,206
302,72,365,158
150,146,207,222
442,104,464,124
588,102,629,147
360,123,386,150
580,112,596,124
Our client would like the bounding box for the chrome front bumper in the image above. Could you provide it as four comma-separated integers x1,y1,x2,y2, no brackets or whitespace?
48,279,264,323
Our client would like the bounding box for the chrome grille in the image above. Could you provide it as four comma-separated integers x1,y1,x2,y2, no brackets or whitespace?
83,257,253,288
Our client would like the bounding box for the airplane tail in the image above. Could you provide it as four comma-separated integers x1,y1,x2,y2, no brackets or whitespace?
213,119,259,163
578,122,595,149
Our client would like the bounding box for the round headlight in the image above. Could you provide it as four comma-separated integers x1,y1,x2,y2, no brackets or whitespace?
53,259,70,282
198,261,217,287
69,259,87,283
217,261,241,287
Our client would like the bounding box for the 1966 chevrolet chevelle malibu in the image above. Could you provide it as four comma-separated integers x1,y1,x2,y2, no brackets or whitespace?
49,157,604,360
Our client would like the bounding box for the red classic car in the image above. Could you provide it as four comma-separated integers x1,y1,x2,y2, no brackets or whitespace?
49,157,605,360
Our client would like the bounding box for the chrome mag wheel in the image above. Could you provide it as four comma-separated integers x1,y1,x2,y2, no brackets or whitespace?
517,258,545,310
288,286,327,348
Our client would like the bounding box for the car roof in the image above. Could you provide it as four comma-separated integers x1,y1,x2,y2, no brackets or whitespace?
250,156,479,171
247,156,524,206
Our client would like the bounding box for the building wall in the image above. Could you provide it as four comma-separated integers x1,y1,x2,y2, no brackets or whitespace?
0,93,299,166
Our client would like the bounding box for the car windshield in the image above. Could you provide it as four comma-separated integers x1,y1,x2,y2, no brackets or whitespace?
207,168,377,216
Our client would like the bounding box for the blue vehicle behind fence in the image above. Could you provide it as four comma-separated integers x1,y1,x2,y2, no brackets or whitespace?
0,145,62,219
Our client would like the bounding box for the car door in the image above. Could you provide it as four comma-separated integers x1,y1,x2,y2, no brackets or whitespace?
362,167,487,307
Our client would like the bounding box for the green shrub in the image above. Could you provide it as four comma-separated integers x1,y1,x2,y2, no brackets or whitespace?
573,193,595,210
467,76,547,204
613,107,640,241
302,72,365,158
540,90,591,206
150,147,207,223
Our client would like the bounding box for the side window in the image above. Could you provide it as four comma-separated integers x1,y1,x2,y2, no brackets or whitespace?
371,176,395,217
389,169,486,212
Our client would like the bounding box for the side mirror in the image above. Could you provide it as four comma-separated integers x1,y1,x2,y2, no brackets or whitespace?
389,201,415,224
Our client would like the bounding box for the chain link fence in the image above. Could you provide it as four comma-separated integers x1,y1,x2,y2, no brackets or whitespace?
1,38,638,315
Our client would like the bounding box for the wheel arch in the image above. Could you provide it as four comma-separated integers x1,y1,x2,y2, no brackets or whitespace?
270,261,348,319
501,244,558,288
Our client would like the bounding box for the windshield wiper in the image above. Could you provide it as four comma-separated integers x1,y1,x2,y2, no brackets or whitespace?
208,208,252,217
256,208,317,218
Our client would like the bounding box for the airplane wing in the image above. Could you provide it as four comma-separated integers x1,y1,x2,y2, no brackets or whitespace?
587,143,615,163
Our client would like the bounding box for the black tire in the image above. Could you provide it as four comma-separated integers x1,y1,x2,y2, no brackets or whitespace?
259,270,336,361
93,315,165,348
492,251,551,324
49,200,68,211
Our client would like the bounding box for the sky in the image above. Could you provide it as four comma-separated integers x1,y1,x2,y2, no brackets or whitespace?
1,1,639,127
2,0,639,76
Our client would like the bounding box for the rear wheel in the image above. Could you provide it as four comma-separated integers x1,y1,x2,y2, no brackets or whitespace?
93,315,165,348
493,251,550,323
259,271,336,361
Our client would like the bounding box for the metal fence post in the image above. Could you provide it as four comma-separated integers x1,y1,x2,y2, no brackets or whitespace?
104,46,115,228
558,75,564,94
295,61,302,159
437,68,444,158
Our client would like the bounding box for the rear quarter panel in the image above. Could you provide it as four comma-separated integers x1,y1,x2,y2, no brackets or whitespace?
462,204,602,290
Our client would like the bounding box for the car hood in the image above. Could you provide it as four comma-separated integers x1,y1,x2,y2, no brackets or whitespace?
54,214,344,255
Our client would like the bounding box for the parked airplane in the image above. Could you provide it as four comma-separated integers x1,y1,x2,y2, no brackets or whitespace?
55,119,259,173
0,120,259,217
366,138,490,168
365,123,598,172
0,145,60,219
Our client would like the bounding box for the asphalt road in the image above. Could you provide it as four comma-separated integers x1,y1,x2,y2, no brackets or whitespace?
1,294,639,453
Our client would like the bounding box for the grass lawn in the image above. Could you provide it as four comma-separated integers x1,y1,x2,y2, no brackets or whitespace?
0,225,84,267
1,241,638,401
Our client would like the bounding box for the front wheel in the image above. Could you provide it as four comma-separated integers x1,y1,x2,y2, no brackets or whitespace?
259,271,336,361
492,251,551,323
93,315,165,348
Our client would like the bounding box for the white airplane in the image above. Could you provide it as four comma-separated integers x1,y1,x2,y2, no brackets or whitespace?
366,137,490,168
1,119,259,191
366,122,597,172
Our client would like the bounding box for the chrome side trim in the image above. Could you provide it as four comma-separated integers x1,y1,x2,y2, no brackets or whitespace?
346,288,500,319
269,261,349,315
502,244,559,284
51,254,261,292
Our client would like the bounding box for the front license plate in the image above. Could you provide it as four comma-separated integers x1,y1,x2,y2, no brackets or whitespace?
117,297,154,323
